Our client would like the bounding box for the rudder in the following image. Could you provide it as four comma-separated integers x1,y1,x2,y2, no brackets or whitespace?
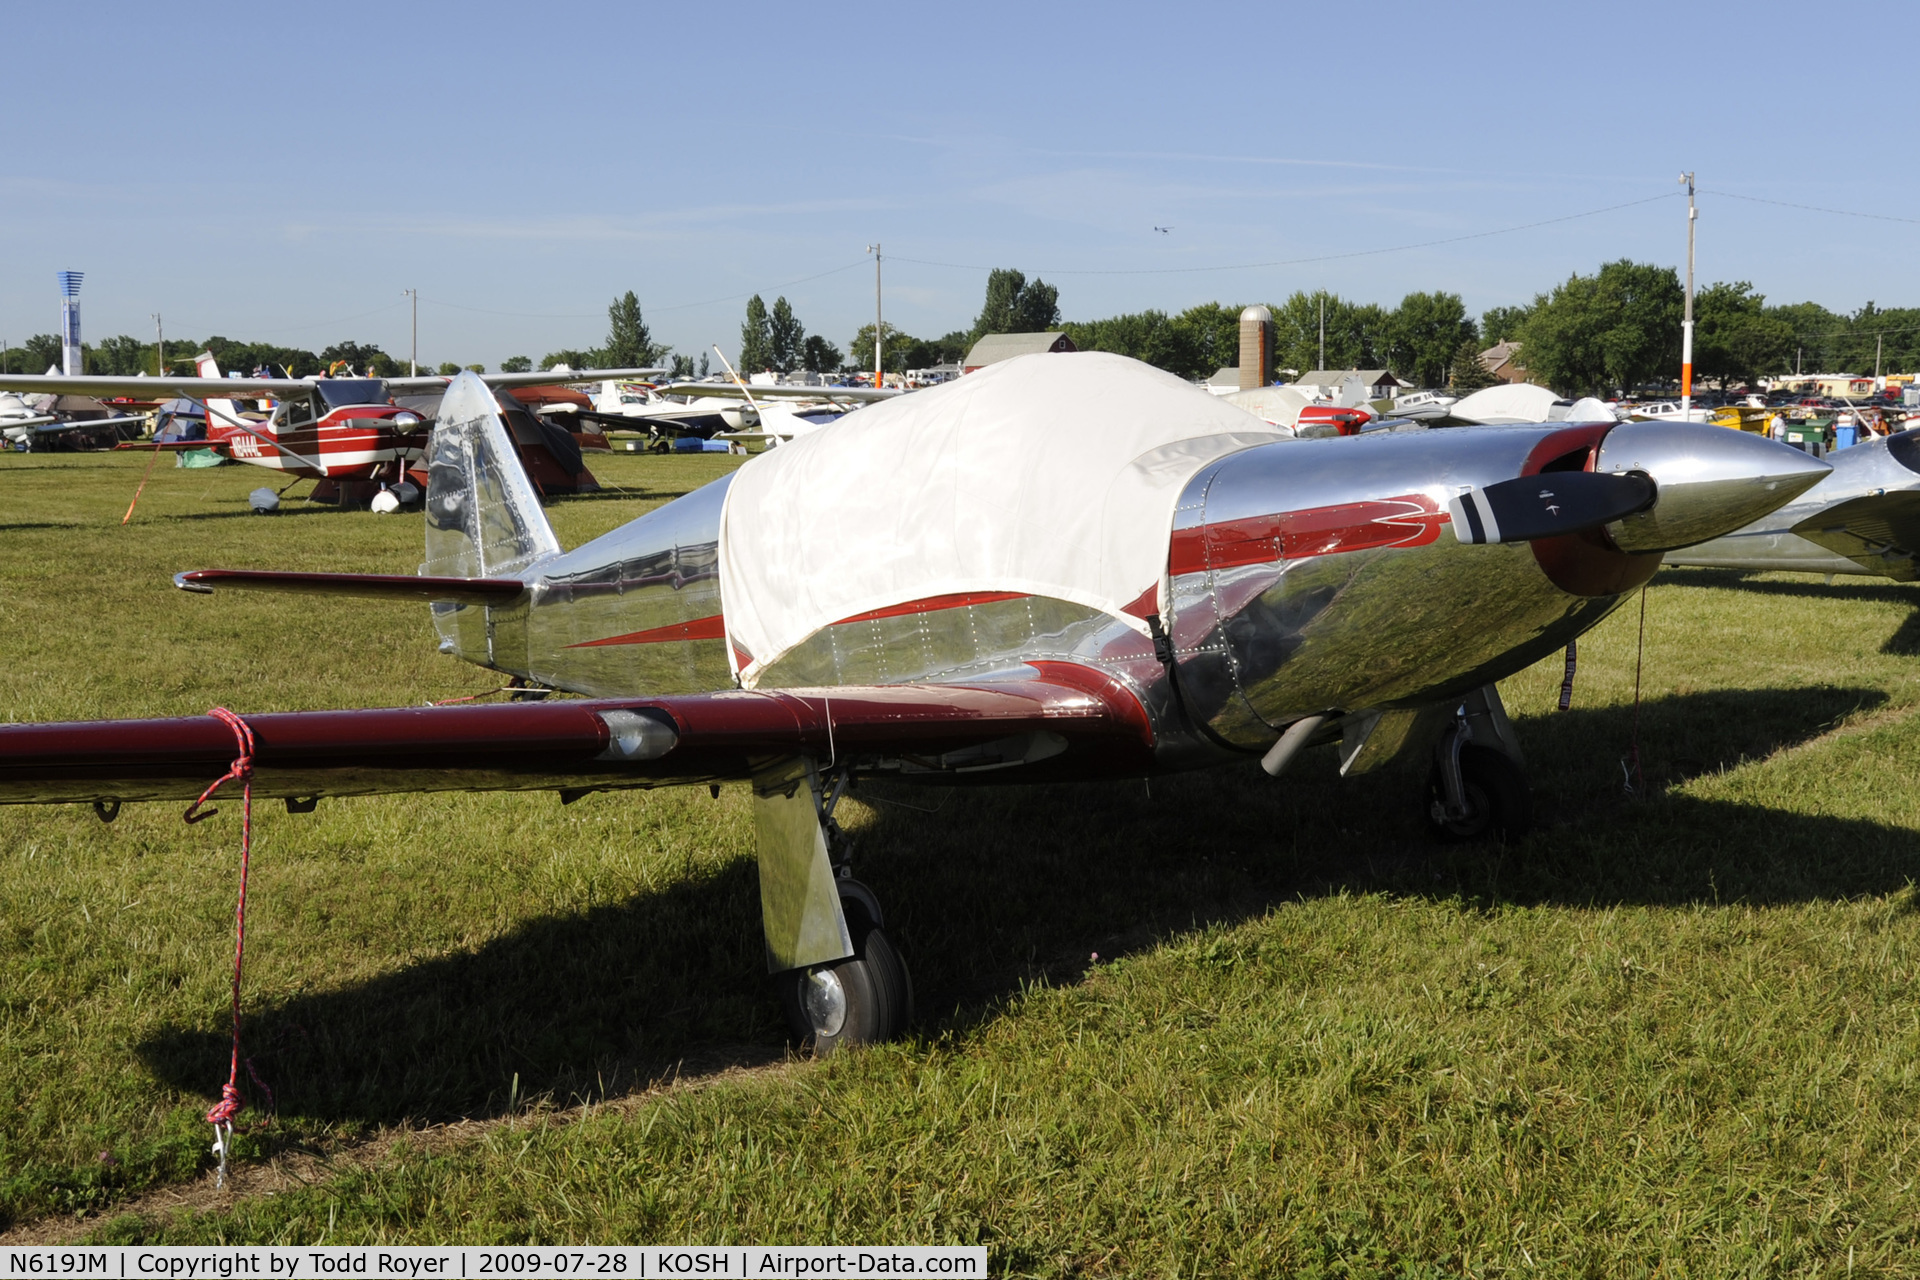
425,371,562,579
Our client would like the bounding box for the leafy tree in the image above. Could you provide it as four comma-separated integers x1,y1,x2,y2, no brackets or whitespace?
541,349,595,370
1170,303,1244,380
1269,291,1384,375
1693,282,1793,387
802,334,842,374
1517,260,1683,395
740,295,771,373
669,354,697,378
466,363,486,374
200,337,321,377
1449,337,1498,392
320,340,397,377
768,297,805,373
436,362,461,376
93,335,147,376
1386,292,1476,389
970,268,1061,342
849,322,949,374
1061,310,1184,370
17,334,62,373
1481,304,1534,347
699,352,709,378
499,355,533,373
603,291,669,368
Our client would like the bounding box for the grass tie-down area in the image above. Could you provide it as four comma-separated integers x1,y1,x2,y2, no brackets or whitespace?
5,449,1920,1272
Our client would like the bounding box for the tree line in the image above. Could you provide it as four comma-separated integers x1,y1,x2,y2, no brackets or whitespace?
20,268,1912,396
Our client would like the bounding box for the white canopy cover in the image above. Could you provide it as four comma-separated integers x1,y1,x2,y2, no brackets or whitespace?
718,352,1287,686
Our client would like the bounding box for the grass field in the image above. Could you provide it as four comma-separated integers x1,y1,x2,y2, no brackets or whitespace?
5,447,1920,1273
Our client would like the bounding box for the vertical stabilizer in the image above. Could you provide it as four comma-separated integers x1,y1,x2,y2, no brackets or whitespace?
425,372,561,579
194,351,244,429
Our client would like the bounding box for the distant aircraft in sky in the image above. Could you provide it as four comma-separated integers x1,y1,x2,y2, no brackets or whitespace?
1153,225,1173,234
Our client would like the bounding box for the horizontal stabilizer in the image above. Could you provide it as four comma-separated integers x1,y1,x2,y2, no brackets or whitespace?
1790,489,1920,580
1450,471,1655,545
173,569,526,604
0,664,1152,806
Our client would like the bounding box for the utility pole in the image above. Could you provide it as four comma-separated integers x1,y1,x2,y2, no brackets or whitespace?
403,288,418,376
1318,294,1325,372
1876,332,1884,383
1679,172,1696,420
152,313,164,376
865,244,882,388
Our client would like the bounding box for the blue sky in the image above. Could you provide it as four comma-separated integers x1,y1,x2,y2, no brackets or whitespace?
4,0,1915,370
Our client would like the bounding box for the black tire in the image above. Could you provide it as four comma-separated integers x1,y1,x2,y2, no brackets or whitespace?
778,885,913,1055
1426,744,1531,843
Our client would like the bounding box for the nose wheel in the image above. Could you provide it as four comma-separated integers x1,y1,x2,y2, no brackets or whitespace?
1427,744,1531,843
779,878,913,1054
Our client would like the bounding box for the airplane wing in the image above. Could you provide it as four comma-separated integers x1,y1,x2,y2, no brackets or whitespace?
0,370,669,401
661,382,900,403
12,414,149,435
385,368,668,394
0,666,1152,807
1789,490,1920,580
0,374,310,399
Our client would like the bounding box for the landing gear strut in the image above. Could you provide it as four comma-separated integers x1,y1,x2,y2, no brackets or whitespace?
1425,691,1532,843
756,763,913,1054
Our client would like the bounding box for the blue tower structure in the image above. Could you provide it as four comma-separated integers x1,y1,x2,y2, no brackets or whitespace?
58,271,84,376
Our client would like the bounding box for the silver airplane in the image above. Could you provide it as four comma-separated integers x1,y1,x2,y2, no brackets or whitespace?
0,355,1826,1053
1667,428,1920,580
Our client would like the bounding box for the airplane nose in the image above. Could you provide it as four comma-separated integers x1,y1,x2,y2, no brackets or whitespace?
1595,422,1830,553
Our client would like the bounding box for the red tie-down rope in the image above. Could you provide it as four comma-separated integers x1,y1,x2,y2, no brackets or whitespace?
183,707,274,1186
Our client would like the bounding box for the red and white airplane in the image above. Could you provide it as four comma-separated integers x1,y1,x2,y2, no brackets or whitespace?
0,356,665,503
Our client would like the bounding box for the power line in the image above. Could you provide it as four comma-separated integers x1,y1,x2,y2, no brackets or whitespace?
887,192,1683,277
1701,189,1920,228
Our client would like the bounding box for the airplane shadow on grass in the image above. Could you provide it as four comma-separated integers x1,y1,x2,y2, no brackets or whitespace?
137,683,1917,1136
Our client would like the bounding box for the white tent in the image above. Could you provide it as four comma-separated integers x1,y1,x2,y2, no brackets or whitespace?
718,352,1287,686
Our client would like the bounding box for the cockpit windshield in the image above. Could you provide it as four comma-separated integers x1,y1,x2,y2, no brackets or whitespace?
314,379,389,410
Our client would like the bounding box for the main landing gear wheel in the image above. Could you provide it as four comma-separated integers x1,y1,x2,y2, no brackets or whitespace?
780,880,914,1055
1426,744,1532,843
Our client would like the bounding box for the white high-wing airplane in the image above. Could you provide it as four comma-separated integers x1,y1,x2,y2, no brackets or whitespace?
659,379,901,449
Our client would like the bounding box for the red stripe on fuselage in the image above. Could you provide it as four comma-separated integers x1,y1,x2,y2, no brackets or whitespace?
834,591,1028,624
1170,494,1450,576
567,615,728,648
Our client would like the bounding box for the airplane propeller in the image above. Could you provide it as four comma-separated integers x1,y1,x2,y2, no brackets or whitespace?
1448,470,1655,545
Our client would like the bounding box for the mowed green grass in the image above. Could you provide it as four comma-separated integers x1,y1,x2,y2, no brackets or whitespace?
6,448,1920,1272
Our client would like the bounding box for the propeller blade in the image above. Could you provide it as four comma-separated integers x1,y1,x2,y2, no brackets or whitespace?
1450,471,1655,545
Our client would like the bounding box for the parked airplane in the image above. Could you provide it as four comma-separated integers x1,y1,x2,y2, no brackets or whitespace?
0,357,665,503
658,377,899,449
1666,427,1920,580
0,355,1825,1056
1,388,147,450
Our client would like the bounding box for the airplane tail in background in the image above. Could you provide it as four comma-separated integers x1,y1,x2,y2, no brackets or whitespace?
424,372,561,581
195,351,244,429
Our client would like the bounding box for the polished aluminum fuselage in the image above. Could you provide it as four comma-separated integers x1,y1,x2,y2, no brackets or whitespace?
435,421,1745,772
